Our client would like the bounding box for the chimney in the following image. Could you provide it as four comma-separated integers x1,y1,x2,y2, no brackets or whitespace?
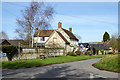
69,28,72,32
58,22,62,28
36,28,38,30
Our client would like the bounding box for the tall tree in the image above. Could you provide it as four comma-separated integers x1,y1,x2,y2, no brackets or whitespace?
103,32,110,42
0,31,9,39
109,34,119,52
15,1,54,47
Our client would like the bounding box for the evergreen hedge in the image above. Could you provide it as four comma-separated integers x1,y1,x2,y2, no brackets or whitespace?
2,45,20,61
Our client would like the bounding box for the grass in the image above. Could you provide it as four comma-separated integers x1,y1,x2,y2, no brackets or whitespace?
2,55,104,69
94,53,120,73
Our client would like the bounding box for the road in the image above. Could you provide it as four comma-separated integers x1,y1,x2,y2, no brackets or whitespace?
2,58,118,79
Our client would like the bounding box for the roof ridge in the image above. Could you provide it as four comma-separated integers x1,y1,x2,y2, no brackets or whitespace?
37,29,55,31
34,30,55,37
61,28,79,41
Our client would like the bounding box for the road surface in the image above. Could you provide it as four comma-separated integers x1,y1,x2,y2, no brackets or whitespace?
2,58,119,79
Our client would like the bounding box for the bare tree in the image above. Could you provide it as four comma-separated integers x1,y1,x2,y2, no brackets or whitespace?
75,34,81,42
15,1,54,47
0,31,9,39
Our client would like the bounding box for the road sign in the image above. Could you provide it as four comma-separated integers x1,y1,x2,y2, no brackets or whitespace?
0,53,7,57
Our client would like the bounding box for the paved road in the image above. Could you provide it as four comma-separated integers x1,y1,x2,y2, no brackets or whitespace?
2,58,118,79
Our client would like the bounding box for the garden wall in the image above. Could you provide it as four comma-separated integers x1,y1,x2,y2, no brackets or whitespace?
2,48,65,61
21,48,65,59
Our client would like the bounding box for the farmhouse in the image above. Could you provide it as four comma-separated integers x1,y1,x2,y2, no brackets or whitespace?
33,22,79,54
34,29,54,47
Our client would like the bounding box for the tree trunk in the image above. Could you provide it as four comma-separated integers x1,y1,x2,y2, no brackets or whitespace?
29,27,31,48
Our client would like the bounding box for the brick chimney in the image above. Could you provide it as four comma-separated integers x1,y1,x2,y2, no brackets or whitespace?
69,28,72,32
36,28,38,30
58,22,62,28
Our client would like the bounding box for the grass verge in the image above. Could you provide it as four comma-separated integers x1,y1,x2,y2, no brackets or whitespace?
93,53,120,73
2,55,104,69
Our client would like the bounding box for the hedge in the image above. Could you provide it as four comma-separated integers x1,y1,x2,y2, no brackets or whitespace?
1,45,21,61
67,52,76,56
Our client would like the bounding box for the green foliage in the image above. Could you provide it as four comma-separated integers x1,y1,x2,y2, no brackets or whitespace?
96,50,99,55
103,32,110,42
95,54,120,72
2,45,19,61
75,50,82,55
85,52,89,55
100,50,104,55
67,52,77,56
110,35,119,51
2,55,104,69
118,39,120,52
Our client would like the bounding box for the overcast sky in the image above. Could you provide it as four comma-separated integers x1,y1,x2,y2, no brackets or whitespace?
1,2,118,42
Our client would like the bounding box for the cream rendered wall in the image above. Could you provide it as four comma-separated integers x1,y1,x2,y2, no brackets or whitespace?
45,31,66,49
34,37,49,43
66,44,71,53
57,28,79,52
57,28,70,42
57,28,78,46
70,39,78,46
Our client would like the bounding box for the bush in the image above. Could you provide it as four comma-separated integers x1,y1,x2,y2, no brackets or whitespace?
75,50,82,55
2,45,21,61
96,50,99,55
108,52,113,54
100,50,104,55
67,52,76,56
84,52,89,55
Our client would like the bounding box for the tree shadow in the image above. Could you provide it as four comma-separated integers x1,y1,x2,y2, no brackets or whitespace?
33,65,91,78
2,64,115,80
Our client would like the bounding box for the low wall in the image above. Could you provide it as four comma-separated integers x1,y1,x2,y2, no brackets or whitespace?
1,48,65,61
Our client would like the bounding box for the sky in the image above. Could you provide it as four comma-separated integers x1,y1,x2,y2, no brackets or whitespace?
1,2,118,42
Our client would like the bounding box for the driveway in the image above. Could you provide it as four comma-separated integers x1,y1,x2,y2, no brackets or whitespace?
2,58,118,79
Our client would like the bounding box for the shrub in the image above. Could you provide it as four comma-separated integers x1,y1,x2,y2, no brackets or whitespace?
100,50,104,55
2,45,21,61
108,52,113,54
96,50,99,55
67,52,76,56
84,52,89,55
75,50,82,55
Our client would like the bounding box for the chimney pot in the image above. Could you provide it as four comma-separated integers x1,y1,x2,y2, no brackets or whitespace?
58,22,62,28
36,28,38,30
69,28,72,32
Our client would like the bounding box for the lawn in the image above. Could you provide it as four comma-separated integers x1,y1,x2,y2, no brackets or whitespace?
94,53,120,73
2,55,104,69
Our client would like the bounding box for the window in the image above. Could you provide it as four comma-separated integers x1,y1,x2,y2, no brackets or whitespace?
42,37,45,41
40,37,45,41
53,37,57,44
